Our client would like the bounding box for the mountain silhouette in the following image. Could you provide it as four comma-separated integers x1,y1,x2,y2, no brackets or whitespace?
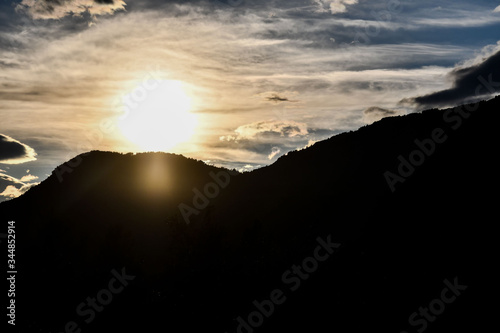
1,96,499,333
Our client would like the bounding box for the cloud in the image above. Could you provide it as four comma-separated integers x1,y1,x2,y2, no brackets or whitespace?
16,0,126,20
0,173,23,187
0,185,23,199
494,5,500,13
305,139,317,148
266,94,291,103
220,120,309,142
363,106,404,123
0,134,37,164
256,91,300,104
328,0,358,14
313,0,358,14
402,48,500,108
0,172,38,201
0,184,32,199
268,146,281,160
205,160,262,173
409,8,500,28
2,0,499,172
215,120,339,164
20,174,39,182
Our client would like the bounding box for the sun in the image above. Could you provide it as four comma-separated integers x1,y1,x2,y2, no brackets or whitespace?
118,80,197,152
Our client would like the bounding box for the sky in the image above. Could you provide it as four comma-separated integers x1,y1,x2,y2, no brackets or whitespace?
1,0,500,201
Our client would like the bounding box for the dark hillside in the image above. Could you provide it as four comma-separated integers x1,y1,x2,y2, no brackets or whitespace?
1,96,499,333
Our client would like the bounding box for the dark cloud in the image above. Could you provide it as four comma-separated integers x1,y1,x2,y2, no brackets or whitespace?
266,94,290,103
0,134,37,164
363,106,403,123
308,128,343,137
15,0,126,20
404,50,500,108
259,92,300,104
363,106,398,115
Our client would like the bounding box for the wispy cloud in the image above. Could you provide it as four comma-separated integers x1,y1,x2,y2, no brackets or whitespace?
268,146,281,160
16,0,126,20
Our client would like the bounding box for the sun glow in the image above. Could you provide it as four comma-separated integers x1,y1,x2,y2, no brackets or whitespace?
118,80,197,152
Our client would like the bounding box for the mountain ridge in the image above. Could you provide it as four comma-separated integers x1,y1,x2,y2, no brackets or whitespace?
1,96,498,333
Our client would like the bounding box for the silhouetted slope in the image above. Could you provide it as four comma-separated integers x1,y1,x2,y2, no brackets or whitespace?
1,96,499,333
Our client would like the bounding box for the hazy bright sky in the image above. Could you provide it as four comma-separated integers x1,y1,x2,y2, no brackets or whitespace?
1,0,500,201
